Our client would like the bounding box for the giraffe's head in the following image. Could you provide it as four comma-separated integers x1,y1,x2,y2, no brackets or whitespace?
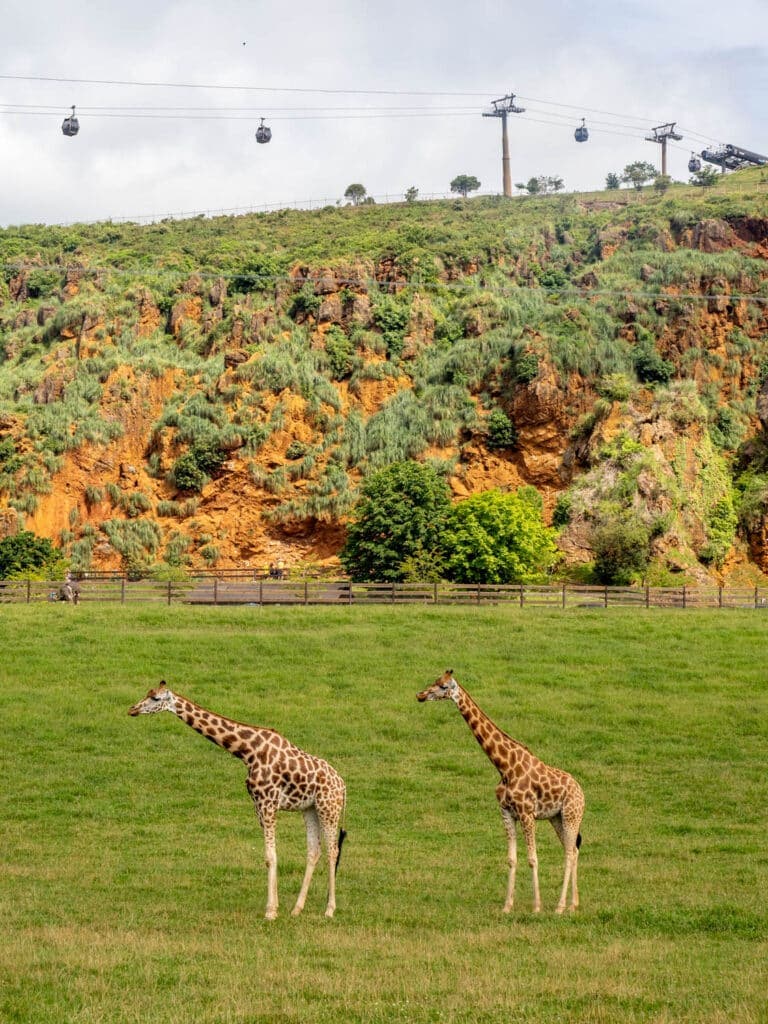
128,681,176,716
417,669,459,702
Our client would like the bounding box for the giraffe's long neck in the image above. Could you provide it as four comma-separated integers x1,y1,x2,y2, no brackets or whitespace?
171,692,269,761
453,685,520,776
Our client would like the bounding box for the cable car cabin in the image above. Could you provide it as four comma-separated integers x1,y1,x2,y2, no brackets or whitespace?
688,154,702,173
574,118,589,143
61,106,79,137
255,118,272,144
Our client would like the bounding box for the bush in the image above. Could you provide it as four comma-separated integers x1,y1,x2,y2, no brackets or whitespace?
485,408,518,450
634,345,673,384
591,514,651,585
171,452,206,492
324,325,355,380
514,352,539,384
0,530,66,579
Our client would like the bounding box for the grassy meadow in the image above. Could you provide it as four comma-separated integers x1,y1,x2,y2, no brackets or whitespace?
0,604,766,1024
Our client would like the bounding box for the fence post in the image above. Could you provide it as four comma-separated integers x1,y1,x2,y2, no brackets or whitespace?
26,578,31,604
391,582,396,604
604,585,608,608
121,577,126,605
682,585,687,609
562,583,567,609
304,579,309,605
434,581,438,605
718,586,723,609
477,584,481,604
348,582,353,606
167,580,172,606
214,577,218,605
645,585,650,608
259,579,263,606
755,586,759,609
519,584,524,608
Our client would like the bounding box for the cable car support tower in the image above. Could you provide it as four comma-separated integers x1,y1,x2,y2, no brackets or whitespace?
483,93,525,197
644,122,682,177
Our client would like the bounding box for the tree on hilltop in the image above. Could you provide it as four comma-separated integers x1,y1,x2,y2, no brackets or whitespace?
605,172,621,190
344,183,368,206
621,162,658,190
515,176,564,195
690,166,719,187
450,174,481,198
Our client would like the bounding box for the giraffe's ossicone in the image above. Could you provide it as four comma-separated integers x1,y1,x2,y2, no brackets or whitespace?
129,680,346,920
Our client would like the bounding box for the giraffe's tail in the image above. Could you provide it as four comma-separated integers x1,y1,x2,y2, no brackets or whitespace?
335,829,347,873
576,832,583,850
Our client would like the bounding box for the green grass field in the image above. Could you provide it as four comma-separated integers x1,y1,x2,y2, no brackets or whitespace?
0,605,766,1024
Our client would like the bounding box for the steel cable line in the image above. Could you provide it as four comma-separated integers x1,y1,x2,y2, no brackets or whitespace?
0,72,493,96
0,73,727,147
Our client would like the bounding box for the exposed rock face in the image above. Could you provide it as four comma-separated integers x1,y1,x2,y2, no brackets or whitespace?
2,206,768,582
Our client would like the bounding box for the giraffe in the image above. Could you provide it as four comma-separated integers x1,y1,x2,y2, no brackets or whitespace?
417,670,584,914
128,680,346,920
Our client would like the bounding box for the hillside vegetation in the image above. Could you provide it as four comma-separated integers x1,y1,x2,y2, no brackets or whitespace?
1,170,767,580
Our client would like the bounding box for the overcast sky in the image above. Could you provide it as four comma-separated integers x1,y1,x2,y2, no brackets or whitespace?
1,0,766,226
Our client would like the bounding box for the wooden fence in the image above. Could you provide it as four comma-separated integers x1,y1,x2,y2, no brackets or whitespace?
2,579,768,608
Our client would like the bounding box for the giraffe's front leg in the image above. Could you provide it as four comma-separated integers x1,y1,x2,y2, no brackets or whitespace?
519,814,541,913
500,806,517,913
292,808,321,917
257,802,279,920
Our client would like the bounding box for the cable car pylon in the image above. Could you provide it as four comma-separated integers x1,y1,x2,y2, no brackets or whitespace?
482,93,525,198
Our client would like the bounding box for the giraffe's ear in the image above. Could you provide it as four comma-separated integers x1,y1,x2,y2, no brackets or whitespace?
158,680,167,690
446,668,453,675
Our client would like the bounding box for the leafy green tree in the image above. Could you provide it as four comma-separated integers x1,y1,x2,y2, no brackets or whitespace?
690,166,719,187
621,161,658,190
340,461,452,581
344,183,367,206
605,172,621,190
653,174,672,193
450,174,481,198
0,530,66,579
404,186,419,203
442,488,558,584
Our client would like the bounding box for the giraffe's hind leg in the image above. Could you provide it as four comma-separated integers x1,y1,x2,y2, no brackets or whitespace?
551,801,582,913
317,787,345,918
292,807,322,917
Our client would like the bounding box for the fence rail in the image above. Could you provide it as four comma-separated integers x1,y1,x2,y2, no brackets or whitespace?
2,579,768,609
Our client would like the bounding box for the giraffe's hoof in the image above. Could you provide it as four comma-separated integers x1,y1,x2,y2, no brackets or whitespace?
291,906,304,917
502,904,513,914
324,908,336,919
264,909,278,921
